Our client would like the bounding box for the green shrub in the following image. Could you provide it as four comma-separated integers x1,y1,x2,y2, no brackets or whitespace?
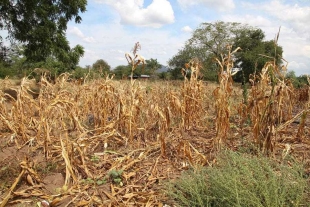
286,71,309,88
0,64,18,78
71,66,88,79
165,151,309,207
165,167,212,207
203,69,218,82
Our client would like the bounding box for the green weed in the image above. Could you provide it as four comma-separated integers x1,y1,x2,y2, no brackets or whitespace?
165,150,309,207
108,169,123,185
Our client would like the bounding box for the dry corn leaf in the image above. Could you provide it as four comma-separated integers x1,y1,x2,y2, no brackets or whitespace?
77,200,90,206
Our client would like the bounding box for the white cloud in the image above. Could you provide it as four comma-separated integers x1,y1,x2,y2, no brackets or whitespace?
110,49,126,54
264,1,310,39
83,37,96,43
264,0,310,22
95,0,175,28
178,0,235,12
222,14,272,28
68,27,96,43
243,0,310,38
288,61,309,75
277,27,305,56
221,14,281,42
69,27,84,38
181,26,193,33
302,45,310,59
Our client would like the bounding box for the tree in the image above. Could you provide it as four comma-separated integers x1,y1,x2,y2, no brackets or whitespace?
1,42,84,76
169,21,283,82
158,71,171,80
189,21,243,58
113,65,131,79
145,58,161,76
92,59,111,74
168,46,214,79
113,64,144,79
168,21,242,80
0,43,24,78
232,29,283,82
0,0,86,65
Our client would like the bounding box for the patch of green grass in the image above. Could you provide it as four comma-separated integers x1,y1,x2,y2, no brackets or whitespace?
165,150,309,207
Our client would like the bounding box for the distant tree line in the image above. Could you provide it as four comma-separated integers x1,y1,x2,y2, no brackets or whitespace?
112,58,162,79
285,70,309,88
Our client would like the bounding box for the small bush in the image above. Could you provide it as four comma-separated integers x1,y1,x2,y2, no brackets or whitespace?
165,151,309,207
165,167,212,207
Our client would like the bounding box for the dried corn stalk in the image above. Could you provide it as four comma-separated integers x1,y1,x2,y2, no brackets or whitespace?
213,45,240,149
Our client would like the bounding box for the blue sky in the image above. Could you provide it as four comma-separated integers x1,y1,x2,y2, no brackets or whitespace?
65,0,310,75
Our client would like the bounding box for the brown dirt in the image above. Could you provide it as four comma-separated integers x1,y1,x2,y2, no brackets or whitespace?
0,136,67,206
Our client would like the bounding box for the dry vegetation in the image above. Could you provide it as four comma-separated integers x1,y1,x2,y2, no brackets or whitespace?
0,44,310,207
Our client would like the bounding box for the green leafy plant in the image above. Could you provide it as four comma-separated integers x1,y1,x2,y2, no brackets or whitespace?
165,150,309,207
80,177,106,186
96,178,107,185
90,155,100,163
108,169,123,185
80,177,95,185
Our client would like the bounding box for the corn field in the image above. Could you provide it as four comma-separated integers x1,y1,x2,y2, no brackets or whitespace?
0,46,309,206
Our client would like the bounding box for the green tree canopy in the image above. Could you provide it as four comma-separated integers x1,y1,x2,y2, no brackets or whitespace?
92,59,111,74
113,65,131,79
0,0,86,65
169,21,283,82
232,29,283,82
0,42,84,76
145,58,162,75
168,46,212,79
